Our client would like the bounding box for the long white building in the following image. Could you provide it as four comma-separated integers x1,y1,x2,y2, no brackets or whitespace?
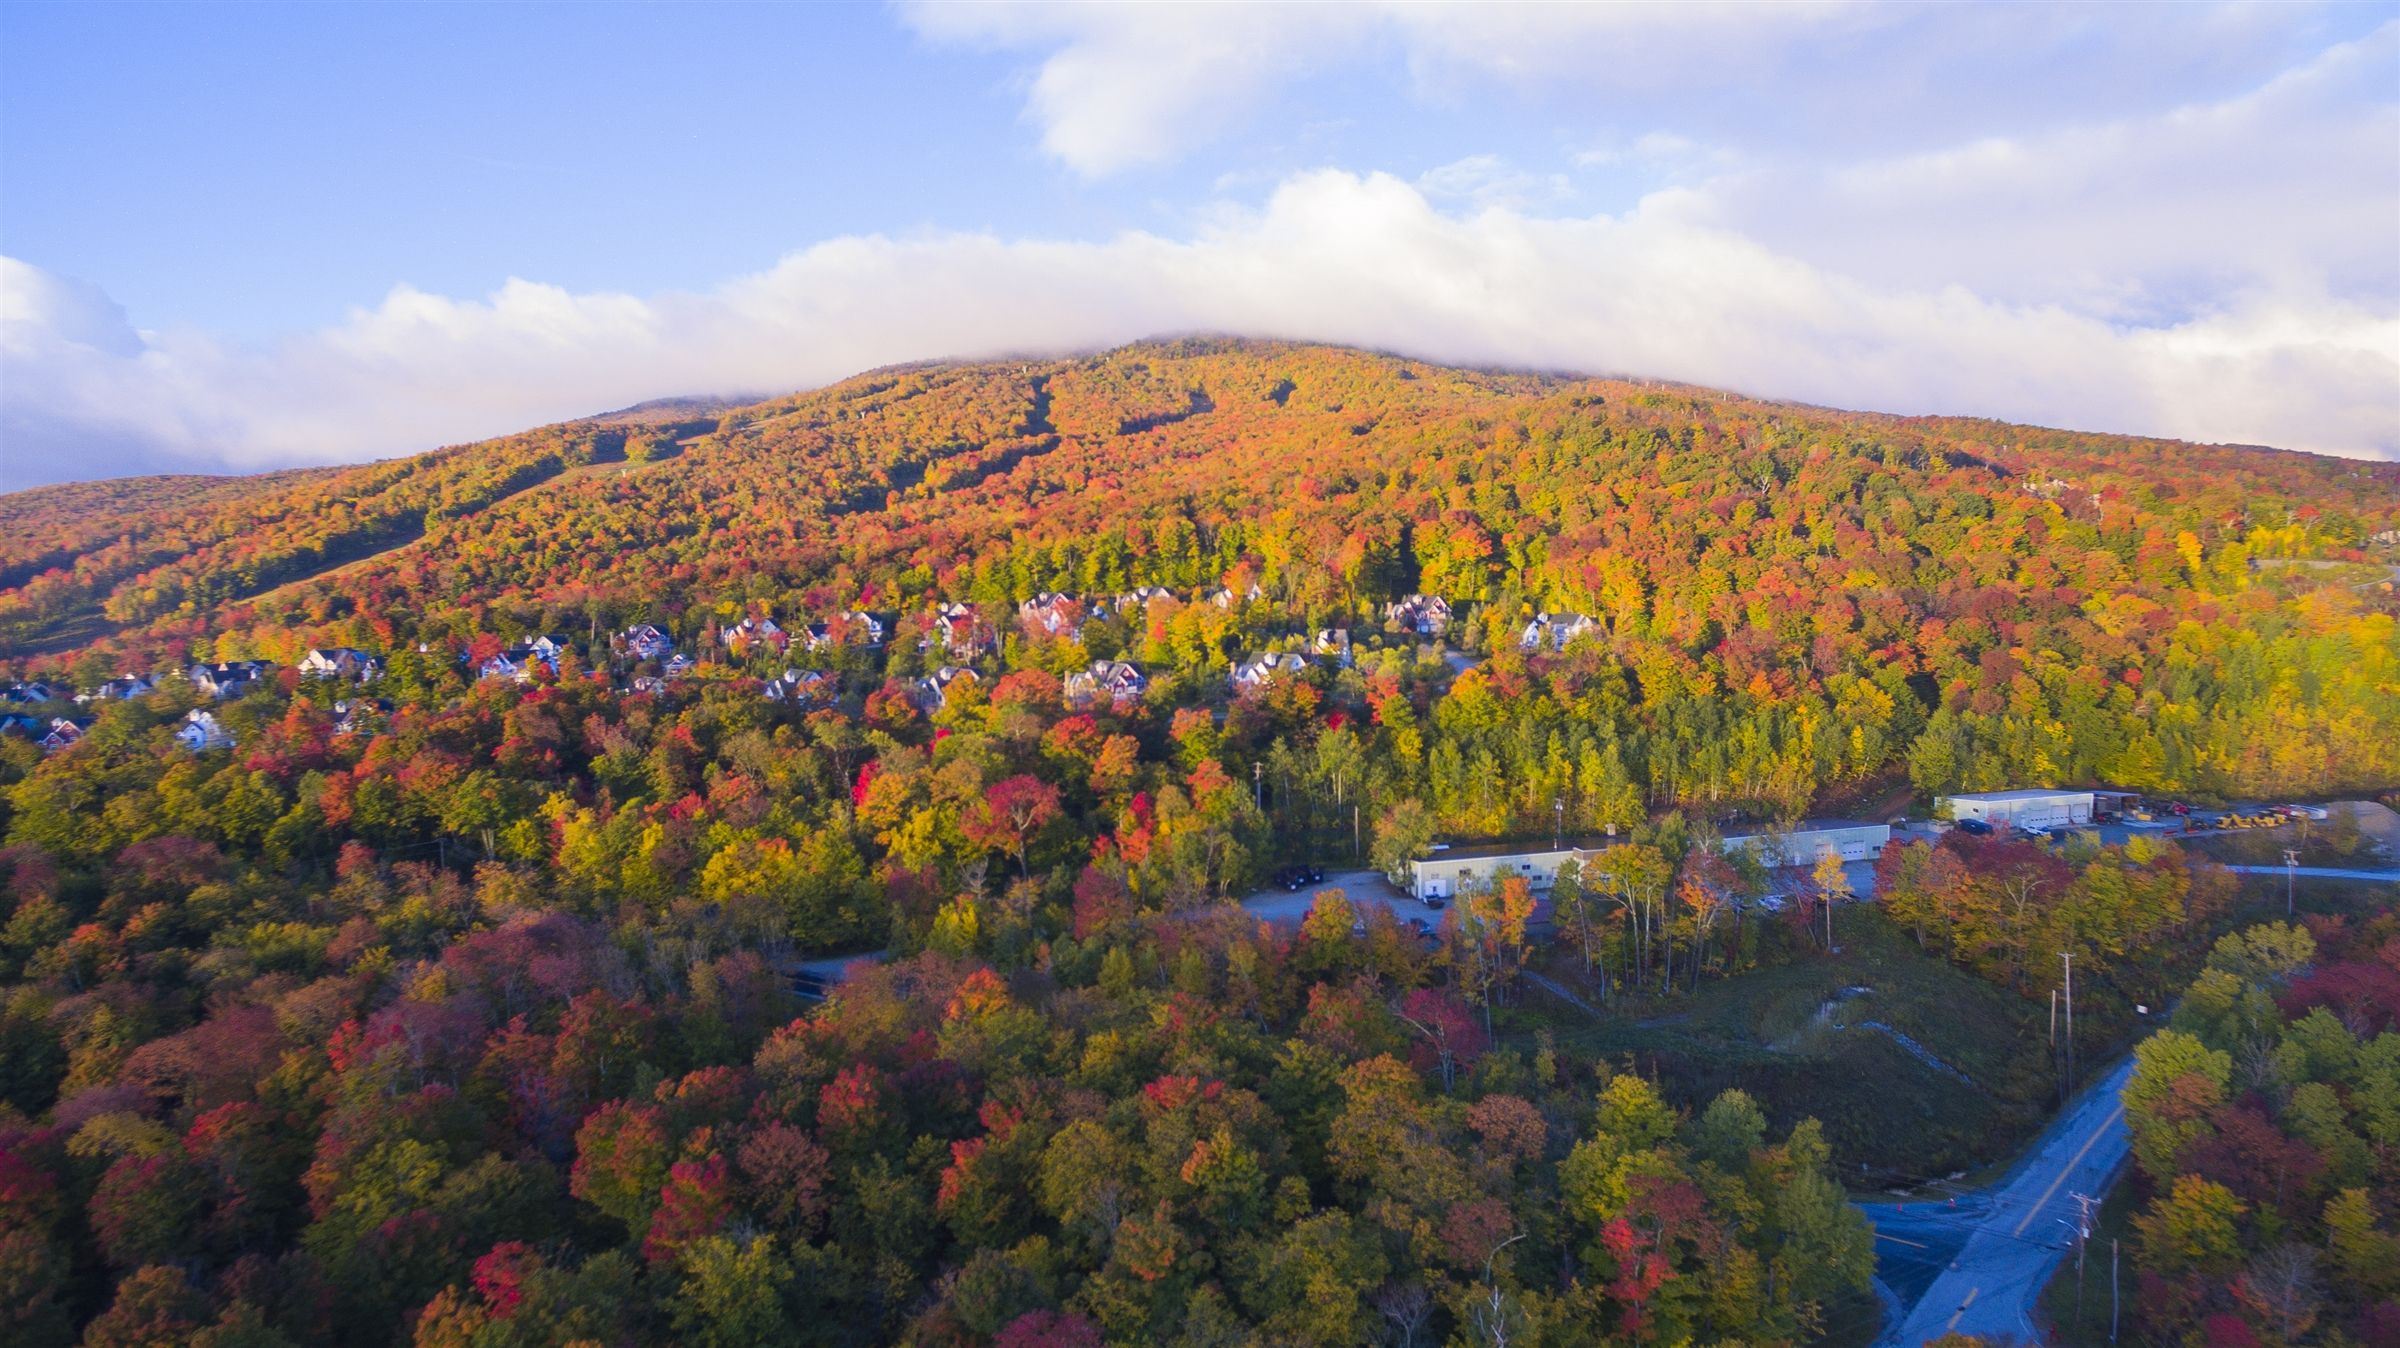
1939,789,2108,829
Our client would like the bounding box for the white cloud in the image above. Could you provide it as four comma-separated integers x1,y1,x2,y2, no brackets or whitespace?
1656,22,2400,324
898,1,2365,175
1415,155,1572,212
5,162,2393,488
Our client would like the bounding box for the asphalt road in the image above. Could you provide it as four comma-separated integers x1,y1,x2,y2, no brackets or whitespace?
2222,864,2400,882
1862,1052,2139,1346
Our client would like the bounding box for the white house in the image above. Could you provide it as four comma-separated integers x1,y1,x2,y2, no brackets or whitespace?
1519,612,1601,652
175,710,236,753
725,615,788,651
188,661,275,700
477,648,553,684
83,674,156,702
1065,660,1146,708
300,648,380,681
1018,592,1083,637
1231,652,1314,692
1313,628,1353,664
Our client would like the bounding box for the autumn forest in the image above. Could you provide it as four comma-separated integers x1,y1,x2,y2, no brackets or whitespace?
1,339,2396,1347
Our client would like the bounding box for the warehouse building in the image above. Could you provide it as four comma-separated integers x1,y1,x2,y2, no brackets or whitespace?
1716,819,1892,867
1406,840,1617,902
1938,789,2131,830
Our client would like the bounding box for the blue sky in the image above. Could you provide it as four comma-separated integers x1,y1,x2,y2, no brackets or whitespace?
3,1,2396,486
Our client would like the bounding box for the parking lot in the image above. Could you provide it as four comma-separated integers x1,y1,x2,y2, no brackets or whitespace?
1239,868,1476,928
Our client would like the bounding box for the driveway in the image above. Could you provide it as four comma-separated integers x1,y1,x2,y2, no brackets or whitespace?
1862,1053,2138,1345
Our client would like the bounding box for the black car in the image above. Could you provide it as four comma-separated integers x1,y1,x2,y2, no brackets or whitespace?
1273,866,1310,891
1303,865,1325,883
1953,818,1994,835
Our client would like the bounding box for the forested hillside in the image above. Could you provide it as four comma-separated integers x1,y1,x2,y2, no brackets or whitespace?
0,340,2395,1346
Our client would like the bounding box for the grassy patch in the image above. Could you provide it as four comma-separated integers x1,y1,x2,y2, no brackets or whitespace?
1505,908,2059,1183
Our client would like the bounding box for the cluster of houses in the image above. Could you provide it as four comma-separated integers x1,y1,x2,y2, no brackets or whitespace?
6,586,1477,753
0,645,405,757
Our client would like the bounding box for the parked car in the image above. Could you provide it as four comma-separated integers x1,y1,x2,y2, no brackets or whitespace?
1422,894,1448,910
1954,818,1994,836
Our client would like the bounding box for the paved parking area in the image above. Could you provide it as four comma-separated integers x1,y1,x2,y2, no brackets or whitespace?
1238,868,1459,928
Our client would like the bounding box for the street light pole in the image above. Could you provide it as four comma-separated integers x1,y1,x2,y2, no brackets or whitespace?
1553,796,1564,851
2283,848,2299,918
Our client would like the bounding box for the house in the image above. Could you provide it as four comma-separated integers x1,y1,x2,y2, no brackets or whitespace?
1519,611,1601,652
929,605,995,658
804,611,887,652
724,615,788,652
299,648,381,681
1714,820,1892,868
1313,628,1352,663
332,699,392,736
175,709,236,753
82,674,156,702
914,665,978,711
620,625,675,664
188,660,276,700
1118,585,1176,611
764,669,834,705
3,681,65,705
1230,652,1313,692
1387,594,1453,635
1018,592,1083,638
1065,659,1146,708
662,653,696,679
527,635,573,663
39,717,89,755
1206,583,1263,609
0,713,45,739
476,648,552,684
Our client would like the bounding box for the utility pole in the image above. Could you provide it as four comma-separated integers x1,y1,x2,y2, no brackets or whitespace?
1253,760,1263,813
1553,796,1564,851
2070,1191,2097,1329
2062,951,2076,1097
2110,1238,2120,1344
2283,848,2300,918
